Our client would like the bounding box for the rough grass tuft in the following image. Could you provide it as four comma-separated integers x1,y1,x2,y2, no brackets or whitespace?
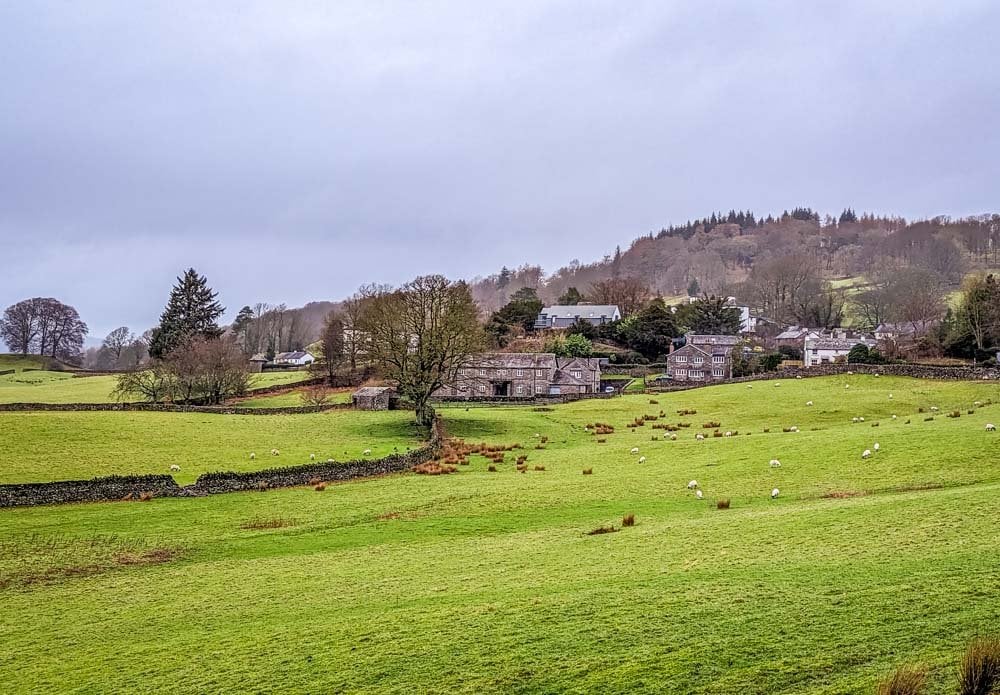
621,513,635,527
959,636,1000,695
876,663,928,695
717,498,731,509
240,517,296,530
487,464,497,472
586,525,618,535
582,468,593,475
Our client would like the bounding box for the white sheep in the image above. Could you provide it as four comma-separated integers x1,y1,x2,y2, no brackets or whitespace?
873,442,880,452
695,490,703,500
724,431,732,437
974,401,983,407
987,424,996,432
169,464,180,472
847,371,854,375
310,453,316,460
363,448,372,456
666,433,677,441
796,375,802,379
892,414,897,420
638,456,647,464
769,459,781,468
852,417,859,423
630,447,640,455
874,373,880,378
771,488,780,499
888,394,893,399
270,448,280,456
696,434,705,441
687,480,698,489
789,426,799,433
862,449,872,459
249,452,256,460
845,384,850,389
806,401,813,406
326,458,335,463
774,383,781,387
859,417,865,422
930,406,939,412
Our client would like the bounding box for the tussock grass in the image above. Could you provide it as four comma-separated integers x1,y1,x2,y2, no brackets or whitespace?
959,636,1000,695
876,663,928,695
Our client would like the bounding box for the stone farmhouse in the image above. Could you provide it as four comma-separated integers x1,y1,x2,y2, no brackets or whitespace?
803,335,877,367
664,334,741,382
434,353,603,397
534,305,621,330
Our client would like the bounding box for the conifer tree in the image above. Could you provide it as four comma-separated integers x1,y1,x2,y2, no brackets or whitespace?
148,268,225,358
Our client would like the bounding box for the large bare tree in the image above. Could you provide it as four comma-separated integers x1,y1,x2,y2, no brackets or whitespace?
588,277,649,317
0,297,88,362
358,275,483,426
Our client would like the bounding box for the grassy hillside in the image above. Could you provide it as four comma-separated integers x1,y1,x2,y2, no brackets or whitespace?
232,387,353,408
0,369,313,405
0,354,67,373
0,409,425,484
1,376,999,693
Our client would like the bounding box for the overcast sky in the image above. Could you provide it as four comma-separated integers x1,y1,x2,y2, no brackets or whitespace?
2,1,999,343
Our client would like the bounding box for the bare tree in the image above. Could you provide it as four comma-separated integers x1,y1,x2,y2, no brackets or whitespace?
112,362,173,403
588,277,649,317
890,268,947,335
102,327,132,361
0,297,87,362
313,311,345,384
358,275,483,426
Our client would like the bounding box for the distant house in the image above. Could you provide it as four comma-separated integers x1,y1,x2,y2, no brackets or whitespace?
803,336,877,367
774,326,824,348
273,351,315,366
665,334,741,382
248,354,268,373
534,305,621,330
433,353,602,397
874,322,938,343
352,386,399,411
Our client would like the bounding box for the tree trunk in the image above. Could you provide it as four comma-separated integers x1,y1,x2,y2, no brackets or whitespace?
414,400,435,427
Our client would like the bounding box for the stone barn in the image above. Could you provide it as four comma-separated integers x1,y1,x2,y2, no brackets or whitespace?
352,386,399,411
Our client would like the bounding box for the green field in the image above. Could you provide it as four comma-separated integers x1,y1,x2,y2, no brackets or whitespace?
0,360,313,405
233,387,353,408
2,375,1000,693
0,409,425,484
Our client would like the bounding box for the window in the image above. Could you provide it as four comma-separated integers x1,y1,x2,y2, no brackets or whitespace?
515,369,524,377
515,385,524,395
676,355,688,363
500,369,508,376
571,370,582,379
712,368,724,377
693,356,704,365
479,369,486,376
713,355,724,364
691,370,703,379
535,384,545,392
676,368,687,377
477,384,486,392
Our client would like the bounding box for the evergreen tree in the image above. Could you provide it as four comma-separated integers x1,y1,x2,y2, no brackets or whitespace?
148,268,225,358
676,296,741,335
619,298,678,359
558,287,584,305
687,278,700,297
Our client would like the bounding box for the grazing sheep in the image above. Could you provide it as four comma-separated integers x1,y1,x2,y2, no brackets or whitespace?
363,448,372,456
796,375,802,379
725,431,732,437
888,394,893,399
630,447,640,455
930,406,939,412
862,449,872,459
687,480,698,489
771,488,780,499
249,452,256,460
874,373,880,378
169,464,180,472
789,426,799,433
326,458,335,463
695,490,703,499
852,417,859,423
859,417,865,422
987,424,996,431
845,384,850,389
638,456,647,464
974,401,983,407
696,434,705,441
666,433,677,441
892,414,897,420
270,449,280,456
769,459,781,468
873,442,880,452
310,453,316,460
746,385,753,389
774,383,781,387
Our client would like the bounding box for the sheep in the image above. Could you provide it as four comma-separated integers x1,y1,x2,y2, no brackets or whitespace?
630,447,640,455
788,426,799,433
974,401,983,407
666,433,677,441
326,458,335,463
888,394,893,399
806,401,813,406
845,384,850,389
873,442,880,452
891,414,897,420
363,448,372,456
249,452,256,460
270,448,280,456
796,375,802,379
687,480,698,489
851,417,859,423
695,490,703,500
774,383,781,387
638,456,647,464
169,464,181,472
724,431,732,437
310,453,316,460
769,459,781,468
987,424,996,431
696,433,705,441
859,417,865,422
771,488,780,499
930,406,939,412
862,449,872,459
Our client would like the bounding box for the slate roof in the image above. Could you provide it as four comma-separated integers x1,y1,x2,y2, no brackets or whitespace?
538,305,620,319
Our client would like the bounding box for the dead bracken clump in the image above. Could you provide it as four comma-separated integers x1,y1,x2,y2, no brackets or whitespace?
586,525,618,536
677,408,697,416
582,468,593,475
958,636,1000,695
487,465,497,472
621,513,635,527
649,399,659,404
876,663,928,695
702,421,722,429
314,483,326,491
534,465,546,471
412,461,457,475
308,477,323,486
138,492,153,502
240,517,296,530
717,498,731,510
822,490,867,499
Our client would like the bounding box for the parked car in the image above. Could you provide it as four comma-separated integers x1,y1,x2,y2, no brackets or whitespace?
649,375,672,385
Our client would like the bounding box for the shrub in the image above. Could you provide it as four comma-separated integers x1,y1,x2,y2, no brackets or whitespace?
876,663,928,695
959,636,1000,695
621,513,635,527
717,498,731,510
